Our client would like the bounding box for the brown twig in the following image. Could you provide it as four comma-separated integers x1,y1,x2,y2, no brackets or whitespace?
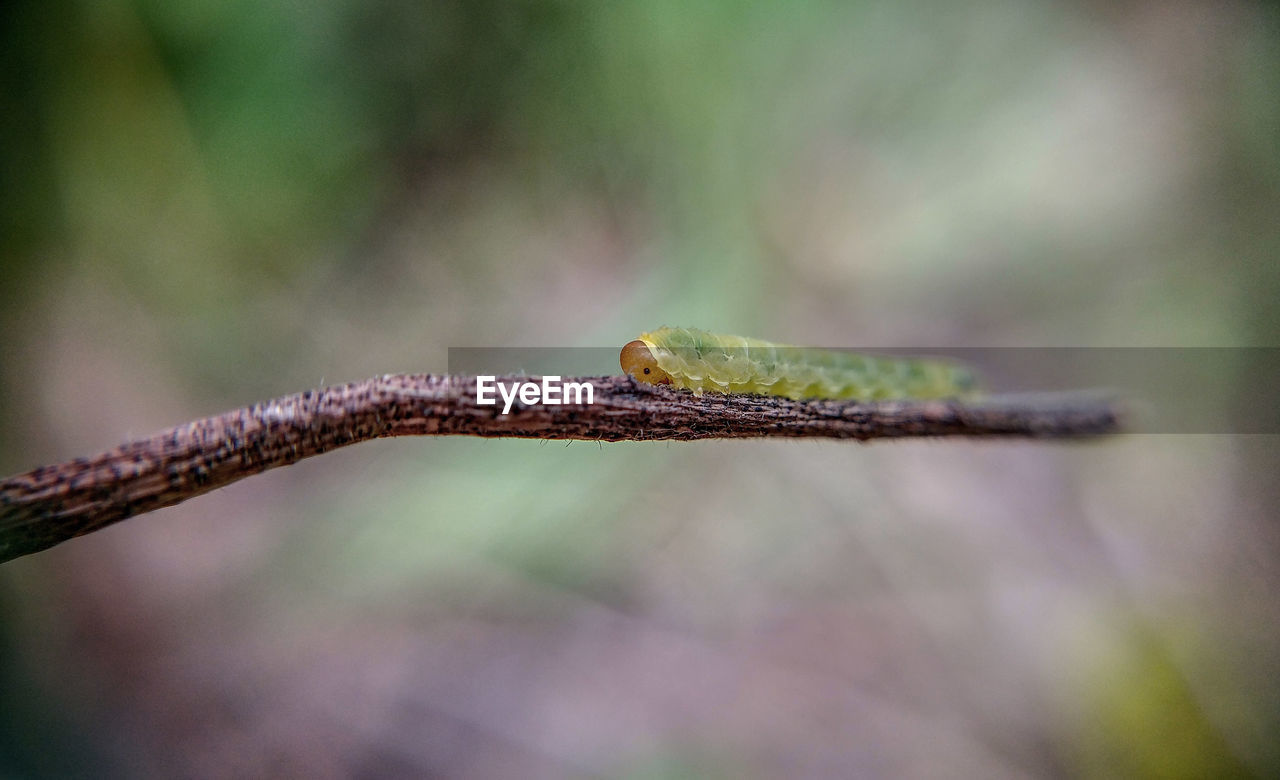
0,374,1122,563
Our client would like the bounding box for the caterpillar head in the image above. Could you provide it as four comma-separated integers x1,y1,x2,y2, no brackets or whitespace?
620,340,672,385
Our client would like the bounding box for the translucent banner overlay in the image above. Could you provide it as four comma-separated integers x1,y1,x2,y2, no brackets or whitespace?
448,347,1280,434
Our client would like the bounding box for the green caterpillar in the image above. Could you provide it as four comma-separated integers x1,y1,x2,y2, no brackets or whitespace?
620,327,977,401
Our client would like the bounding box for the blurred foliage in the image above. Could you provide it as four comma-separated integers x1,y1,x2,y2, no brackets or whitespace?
1057,616,1255,779
2,0,1279,776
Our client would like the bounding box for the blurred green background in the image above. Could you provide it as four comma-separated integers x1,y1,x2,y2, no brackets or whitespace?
2,0,1278,776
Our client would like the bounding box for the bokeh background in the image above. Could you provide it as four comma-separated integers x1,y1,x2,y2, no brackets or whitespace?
2,1,1278,777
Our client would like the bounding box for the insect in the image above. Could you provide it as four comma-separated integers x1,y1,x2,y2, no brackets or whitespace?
620,327,978,401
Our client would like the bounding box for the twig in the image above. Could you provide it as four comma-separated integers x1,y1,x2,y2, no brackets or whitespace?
0,374,1122,563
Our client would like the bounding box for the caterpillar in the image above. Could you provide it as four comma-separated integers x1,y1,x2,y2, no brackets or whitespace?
620,327,978,401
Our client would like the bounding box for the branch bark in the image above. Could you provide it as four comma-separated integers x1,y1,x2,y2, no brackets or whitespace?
0,374,1122,563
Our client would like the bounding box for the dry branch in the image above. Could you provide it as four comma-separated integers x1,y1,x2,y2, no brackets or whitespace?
0,374,1122,563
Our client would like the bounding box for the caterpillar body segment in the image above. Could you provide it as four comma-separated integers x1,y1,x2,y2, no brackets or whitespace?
620,327,977,401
